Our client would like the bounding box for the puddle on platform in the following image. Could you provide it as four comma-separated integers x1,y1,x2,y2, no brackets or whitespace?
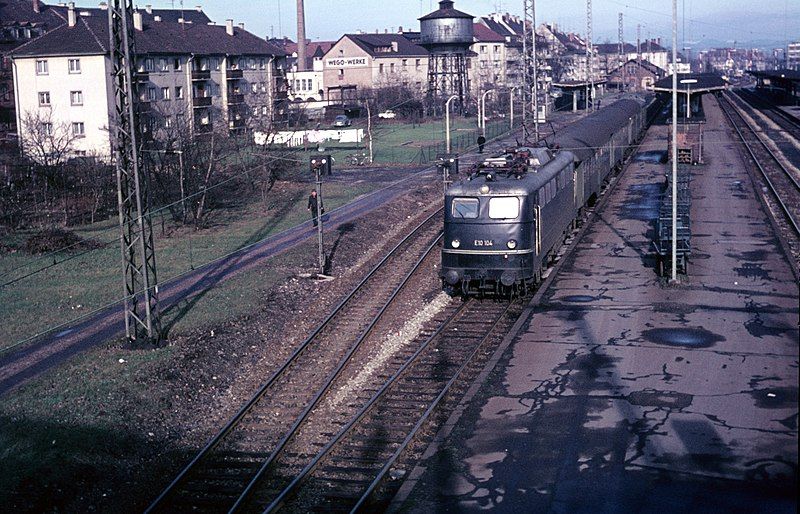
627,390,693,409
633,150,668,163
749,386,798,409
561,295,597,303
734,262,771,281
641,327,725,348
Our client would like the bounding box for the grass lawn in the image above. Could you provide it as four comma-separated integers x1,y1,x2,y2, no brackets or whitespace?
0,180,373,348
293,117,511,166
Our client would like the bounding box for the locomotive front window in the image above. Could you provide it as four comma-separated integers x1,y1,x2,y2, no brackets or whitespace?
452,197,479,219
488,197,519,219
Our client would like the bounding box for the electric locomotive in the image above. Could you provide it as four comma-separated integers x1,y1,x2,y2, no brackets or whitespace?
442,146,576,296
441,98,650,297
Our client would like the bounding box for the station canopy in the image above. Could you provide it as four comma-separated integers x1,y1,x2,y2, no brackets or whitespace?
652,73,727,94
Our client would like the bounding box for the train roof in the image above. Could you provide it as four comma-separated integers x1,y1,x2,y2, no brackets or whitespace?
552,98,645,162
447,150,575,196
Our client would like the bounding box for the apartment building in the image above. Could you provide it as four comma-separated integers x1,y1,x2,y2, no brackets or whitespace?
11,4,286,160
0,0,68,137
787,41,800,71
321,33,429,102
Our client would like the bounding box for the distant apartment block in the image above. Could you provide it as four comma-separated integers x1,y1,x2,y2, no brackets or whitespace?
788,41,800,70
11,3,287,160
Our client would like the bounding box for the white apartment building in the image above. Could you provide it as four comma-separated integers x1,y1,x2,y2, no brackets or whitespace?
12,4,286,161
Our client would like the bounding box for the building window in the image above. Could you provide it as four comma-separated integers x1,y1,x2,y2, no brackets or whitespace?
251,82,258,93
248,58,256,70
480,45,487,54
390,63,395,73
211,58,220,71
68,58,81,73
379,63,384,74
416,58,421,69
35,60,48,75
161,87,171,100
338,68,344,77
175,86,183,99
259,59,266,69
72,122,85,137
42,122,53,135
70,90,83,106
145,58,154,72
174,58,182,71
294,79,300,90
199,58,209,71
494,45,500,53
402,59,407,68
260,82,267,93
148,87,157,101
164,116,173,128
160,58,169,72
261,105,268,115
38,91,50,106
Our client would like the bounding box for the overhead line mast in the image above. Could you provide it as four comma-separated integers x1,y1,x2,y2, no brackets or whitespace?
108,1,161,345
522,0,539,143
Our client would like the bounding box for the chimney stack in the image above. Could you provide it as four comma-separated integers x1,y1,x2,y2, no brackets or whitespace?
133,10,143,31
296,0,307,72
145,4,152,14
98,2,107,10
226,19,234,36
196,5,202,12
32,0,41,13
68,2,76,26
238,22,245,30
154,15,161,21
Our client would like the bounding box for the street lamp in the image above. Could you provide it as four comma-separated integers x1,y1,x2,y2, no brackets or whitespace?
481,89,495,136
680,78,698,119
445,95,459,154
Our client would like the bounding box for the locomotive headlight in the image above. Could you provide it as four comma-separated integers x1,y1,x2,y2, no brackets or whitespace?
507,239,517,249
451,239,461,248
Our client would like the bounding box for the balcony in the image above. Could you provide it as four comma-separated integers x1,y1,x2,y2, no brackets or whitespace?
226,69,243,79
134,71,149,82
192,70,211,81
227,93,245,104
193,96,212,107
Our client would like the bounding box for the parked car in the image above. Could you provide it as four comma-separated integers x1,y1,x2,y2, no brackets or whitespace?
378,109,396,119
333,115,351,127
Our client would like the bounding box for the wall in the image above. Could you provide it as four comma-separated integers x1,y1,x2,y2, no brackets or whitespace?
14,54,113,159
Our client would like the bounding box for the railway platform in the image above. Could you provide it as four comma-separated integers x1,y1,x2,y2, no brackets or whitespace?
393,95,798,512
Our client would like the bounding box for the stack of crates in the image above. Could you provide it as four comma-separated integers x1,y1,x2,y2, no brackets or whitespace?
653,164,692,276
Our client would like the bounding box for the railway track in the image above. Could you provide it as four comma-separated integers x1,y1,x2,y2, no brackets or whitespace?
146,208,444,513
733,88,800,144
252,299,521,513
719,92,800,257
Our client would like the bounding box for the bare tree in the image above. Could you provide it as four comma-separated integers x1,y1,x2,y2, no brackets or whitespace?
20,109,80,167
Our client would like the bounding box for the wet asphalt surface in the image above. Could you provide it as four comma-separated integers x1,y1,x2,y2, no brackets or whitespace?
394,97,799,513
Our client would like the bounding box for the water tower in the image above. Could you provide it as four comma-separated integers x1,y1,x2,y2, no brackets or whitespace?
419,0,474,112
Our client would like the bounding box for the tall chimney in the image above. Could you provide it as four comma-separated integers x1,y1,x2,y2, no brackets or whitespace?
145,4,152,14
68,2,76,26
226,19,234,36
238,22,245,30
296,0,307,72
133,10,143,31
32,0,41,14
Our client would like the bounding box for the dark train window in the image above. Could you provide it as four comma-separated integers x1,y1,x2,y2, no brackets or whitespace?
488,197,519,219
452,197,479,219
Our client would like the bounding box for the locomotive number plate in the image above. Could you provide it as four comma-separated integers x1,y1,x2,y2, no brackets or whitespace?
474,239,494,247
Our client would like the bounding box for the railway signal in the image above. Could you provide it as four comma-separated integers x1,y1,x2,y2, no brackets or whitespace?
310,155,331,274
437,153,458,193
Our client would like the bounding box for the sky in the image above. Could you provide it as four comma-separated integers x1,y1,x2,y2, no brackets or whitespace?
144,0,799,49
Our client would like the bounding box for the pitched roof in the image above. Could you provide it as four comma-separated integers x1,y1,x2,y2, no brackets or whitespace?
595,42,638,55
344,33,428,58
0,0,66,26
419,0,473,21
473,23,505,43
12,12,284,58
608,58,665,76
